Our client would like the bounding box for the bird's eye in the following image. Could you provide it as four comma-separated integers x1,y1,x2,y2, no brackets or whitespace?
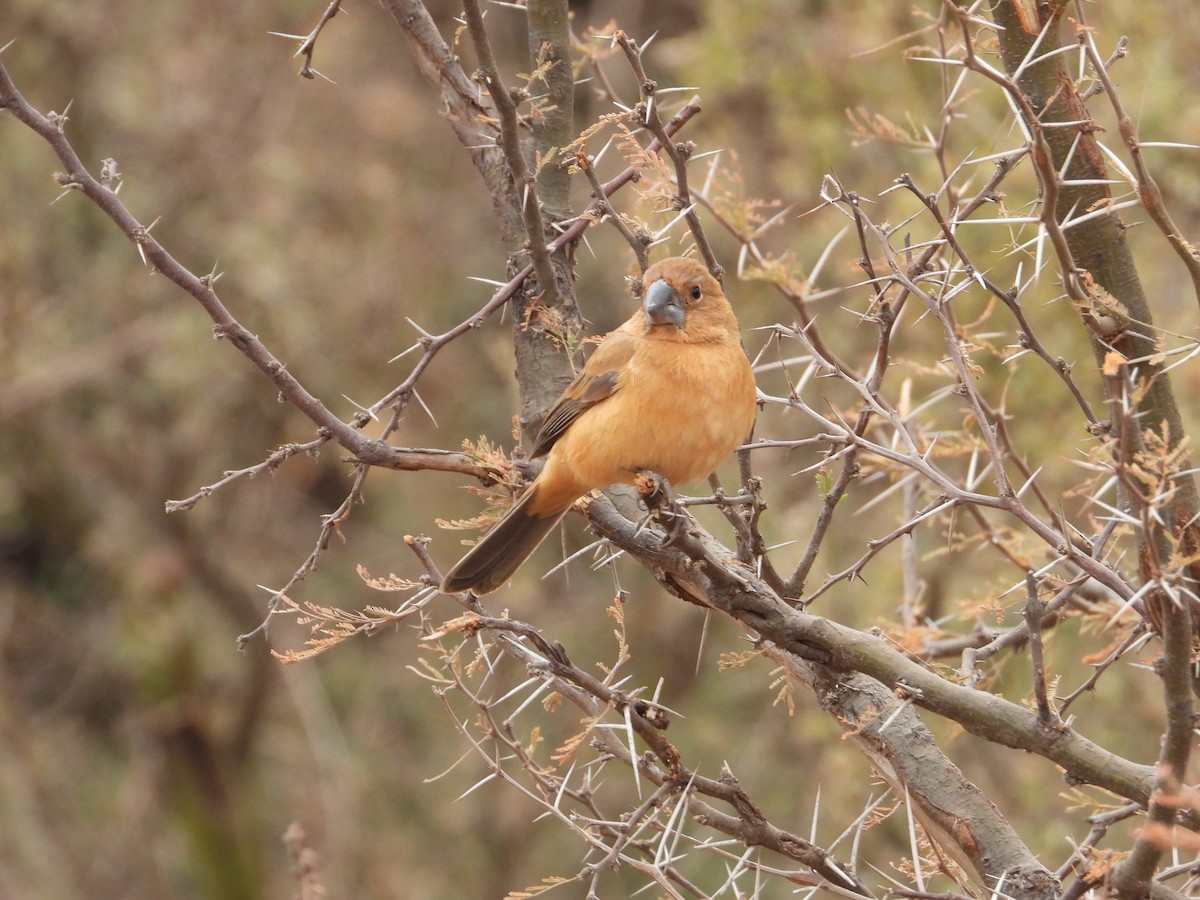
689,285,702,301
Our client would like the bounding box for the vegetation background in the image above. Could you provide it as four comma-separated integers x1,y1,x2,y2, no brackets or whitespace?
3,1,1200,897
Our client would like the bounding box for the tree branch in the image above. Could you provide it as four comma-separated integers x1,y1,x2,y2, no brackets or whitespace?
460,0,560,305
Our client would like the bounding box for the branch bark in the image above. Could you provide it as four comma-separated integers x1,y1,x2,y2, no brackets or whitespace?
767,645,1060,899
585,496,1159,808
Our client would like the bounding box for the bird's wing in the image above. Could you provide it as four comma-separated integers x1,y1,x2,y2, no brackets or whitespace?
529,330,636,459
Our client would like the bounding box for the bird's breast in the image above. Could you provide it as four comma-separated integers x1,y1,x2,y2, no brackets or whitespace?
549,339,756,490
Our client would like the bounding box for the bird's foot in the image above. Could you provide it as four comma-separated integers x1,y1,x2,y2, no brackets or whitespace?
635,472,690,546
512,457,543,484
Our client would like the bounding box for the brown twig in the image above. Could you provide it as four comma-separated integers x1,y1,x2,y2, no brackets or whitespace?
277,0,344,80
768,296,1136,606
893,172,1099,427
165,438,329,513
784,191,901,597
574,151,650,272
484,625,873,894
0,61,377,461
1077,30,1200,313
583,494,1158,805
460,0,559,306
1022,573,1060,728
613,30,721,279
1055,623,1148,713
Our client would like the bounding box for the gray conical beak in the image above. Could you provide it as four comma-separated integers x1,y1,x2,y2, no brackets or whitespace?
644,279,685,328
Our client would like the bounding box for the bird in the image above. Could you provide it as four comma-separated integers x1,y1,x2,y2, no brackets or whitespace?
440,256,757,595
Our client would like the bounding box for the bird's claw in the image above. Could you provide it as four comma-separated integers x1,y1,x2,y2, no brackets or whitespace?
636,472,690,546
658,508,690,547
512,458,542,482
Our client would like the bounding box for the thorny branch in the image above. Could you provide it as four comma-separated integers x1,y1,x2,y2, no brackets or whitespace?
270,0,344,80
614,30,721,279
460,0,560,306
1076,29,1200,313
408,584,875,894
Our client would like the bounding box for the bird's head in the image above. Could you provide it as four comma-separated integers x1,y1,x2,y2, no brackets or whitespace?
640,257,736,341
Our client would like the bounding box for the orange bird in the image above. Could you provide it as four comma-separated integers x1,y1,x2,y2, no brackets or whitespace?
441,257,757,595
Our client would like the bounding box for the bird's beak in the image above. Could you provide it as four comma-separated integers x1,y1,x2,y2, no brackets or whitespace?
644,279,686,328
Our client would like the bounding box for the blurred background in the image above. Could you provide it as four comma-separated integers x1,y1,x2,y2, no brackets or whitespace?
3,1,1200,896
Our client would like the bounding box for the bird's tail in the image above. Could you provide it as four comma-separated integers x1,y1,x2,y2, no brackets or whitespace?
440,486,566,595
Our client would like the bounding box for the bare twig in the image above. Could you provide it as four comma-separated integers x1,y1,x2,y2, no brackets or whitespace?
613,30,721,278
1077,29,1200,312
274,0,344,80
1022,573,1061,728
574,151,650,271
460,0,559,305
